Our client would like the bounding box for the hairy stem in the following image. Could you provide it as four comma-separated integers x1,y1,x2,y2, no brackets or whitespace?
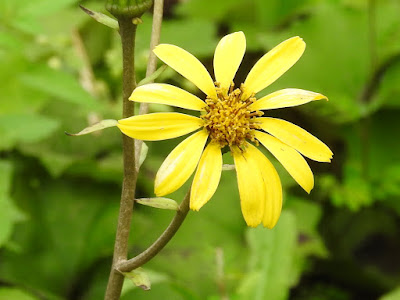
104,18,137,300
117,188,191,272
135,0,164,170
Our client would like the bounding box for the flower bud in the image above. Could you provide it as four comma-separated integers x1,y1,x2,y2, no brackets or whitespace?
106,0,153,19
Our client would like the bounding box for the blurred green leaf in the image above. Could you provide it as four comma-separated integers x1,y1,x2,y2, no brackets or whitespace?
175,0,243,22
0,287,39,300
19,65,98,109
0,161,25,248
285,197,328,285
0,114,60,151
19,0,77,18
160,19,218,58
238,211,297,300
380,286,400,300
0,175,121,296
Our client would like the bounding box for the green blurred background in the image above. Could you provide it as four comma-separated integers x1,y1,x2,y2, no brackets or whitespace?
1,0,400,299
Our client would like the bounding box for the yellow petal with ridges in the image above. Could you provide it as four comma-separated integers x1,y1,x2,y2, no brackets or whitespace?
256,117,333,162
155,130,209,196
214,31,246,94
232,145,265,227
250,88,327,111
118,113,203,141
245,143,283,229
154,44,217,98
190,142,222,211
255,131,314,193
129,83,206,111
243,37,305,98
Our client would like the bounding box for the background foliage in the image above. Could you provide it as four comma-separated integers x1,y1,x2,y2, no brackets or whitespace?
1,0,400,299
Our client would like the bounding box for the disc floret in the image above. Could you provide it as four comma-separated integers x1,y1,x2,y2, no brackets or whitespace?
202,83,263,149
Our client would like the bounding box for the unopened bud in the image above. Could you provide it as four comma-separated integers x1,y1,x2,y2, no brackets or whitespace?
106,0,153,19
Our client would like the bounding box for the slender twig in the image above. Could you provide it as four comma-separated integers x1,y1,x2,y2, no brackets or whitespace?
71,29,98,97
215,247,228,300
135,0,164,171
104,18,138,300
117,188,191,272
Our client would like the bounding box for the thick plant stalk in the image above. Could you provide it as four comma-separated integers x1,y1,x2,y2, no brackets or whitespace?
104,18,138,300
105,0,192,296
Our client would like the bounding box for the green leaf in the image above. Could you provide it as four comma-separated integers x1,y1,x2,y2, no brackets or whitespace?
19,0,78,18
0,161,25,248
175,0,243,22
238,211,297,300
9,0,79,34
0,177,121,295
0,287,39,300
252,2,369,123
284,197,328,285
380,286,400,300
135,197,179,210
121,269,169,296
19,65,98,109
160,19,218,58
80,5,119,30
65,119,118,136
123,267,151,290
285,198,327,257
0,114,60,151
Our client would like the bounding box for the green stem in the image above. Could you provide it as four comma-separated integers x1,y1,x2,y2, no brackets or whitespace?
104,18,137,300
117,188,191,272
135,0,164,170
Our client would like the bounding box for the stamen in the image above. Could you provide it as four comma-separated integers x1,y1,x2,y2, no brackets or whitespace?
201,82,263,149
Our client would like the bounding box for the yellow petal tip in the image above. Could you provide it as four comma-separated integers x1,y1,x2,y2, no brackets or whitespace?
263,222,277,229
189,203,201,211
315,94,328,101
154,187,165,197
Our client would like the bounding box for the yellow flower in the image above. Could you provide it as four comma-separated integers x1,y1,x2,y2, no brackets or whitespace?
118,32,333,228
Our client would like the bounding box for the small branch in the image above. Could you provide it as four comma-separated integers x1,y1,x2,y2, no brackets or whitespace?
71,29,98,97
359,53,400,103
215,247,228,300
135,0,164,171
105,19,138,300
117,188,191,272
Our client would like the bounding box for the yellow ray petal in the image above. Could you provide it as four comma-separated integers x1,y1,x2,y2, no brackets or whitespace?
118,113,203,141
245,143,283,229
255,131,314,193
155,130,209,196
130,83,207,111
154,44,217,98
190,142,222,211
250,88,327,111
232,145,265,227
243,37,306,97
256,117,333,162
214,31,246,93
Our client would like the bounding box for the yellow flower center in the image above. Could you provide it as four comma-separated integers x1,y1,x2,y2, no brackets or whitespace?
202,83,263,149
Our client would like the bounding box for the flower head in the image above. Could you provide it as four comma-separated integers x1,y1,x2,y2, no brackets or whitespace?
118,32,333,228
